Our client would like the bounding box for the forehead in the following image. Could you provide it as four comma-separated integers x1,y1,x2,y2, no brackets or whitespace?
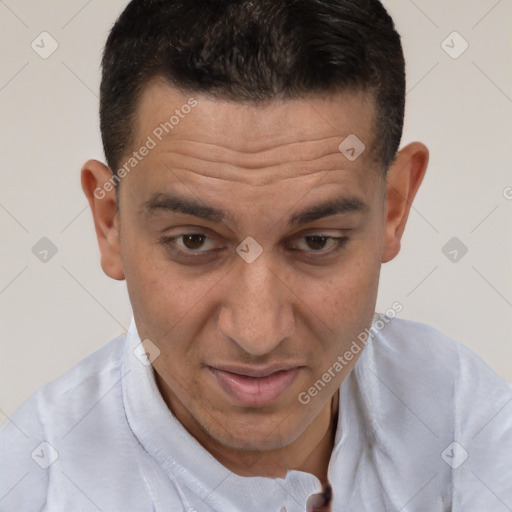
131,79,377,170
119,80,383,231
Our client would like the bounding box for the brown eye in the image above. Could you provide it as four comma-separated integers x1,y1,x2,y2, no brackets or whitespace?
182,234,207,250
160,232,219,256
289,234,348,256
305,236,329,251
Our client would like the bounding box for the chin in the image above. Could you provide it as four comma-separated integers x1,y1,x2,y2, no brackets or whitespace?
206,412,302,451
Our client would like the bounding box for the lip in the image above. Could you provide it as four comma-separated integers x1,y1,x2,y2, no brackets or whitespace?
208,365,301,407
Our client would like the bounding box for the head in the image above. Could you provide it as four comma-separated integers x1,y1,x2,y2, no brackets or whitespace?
82,0,428,473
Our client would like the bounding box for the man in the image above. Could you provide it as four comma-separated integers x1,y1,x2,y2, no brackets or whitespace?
1,0,511,511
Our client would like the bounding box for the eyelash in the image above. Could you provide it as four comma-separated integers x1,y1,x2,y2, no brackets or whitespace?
159,233,349,260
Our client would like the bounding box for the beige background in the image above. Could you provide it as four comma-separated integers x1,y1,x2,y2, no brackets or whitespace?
1,0,511,428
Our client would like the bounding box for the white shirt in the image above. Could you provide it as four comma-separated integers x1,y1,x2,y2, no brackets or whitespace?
1,314,511,512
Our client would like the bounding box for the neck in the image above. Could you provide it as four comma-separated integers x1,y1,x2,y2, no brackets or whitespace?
290,390,338,485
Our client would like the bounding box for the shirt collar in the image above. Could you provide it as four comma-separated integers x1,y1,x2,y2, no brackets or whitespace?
121,316,344,511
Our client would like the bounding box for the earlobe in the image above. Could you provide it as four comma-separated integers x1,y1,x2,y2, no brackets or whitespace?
381,142,429,263
81,159,125,280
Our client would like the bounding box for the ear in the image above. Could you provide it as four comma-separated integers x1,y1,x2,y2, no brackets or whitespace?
81,159,125,280
381,142,429,263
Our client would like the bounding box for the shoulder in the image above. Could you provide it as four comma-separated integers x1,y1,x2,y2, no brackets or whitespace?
367,315,512,418
0,332,126,511
372,314,461,361
357,315,512,507
37,331,126,419
370,315,511,400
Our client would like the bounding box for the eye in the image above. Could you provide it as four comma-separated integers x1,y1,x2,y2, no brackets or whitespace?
161,233,218,253
180,234,212,251
291,235,348,254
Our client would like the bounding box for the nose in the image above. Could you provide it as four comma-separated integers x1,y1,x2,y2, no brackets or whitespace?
217,255,296,356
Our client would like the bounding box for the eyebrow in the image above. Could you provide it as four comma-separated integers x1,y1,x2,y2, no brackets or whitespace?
142,192,232,224
142,192,366,227
288,196,366,226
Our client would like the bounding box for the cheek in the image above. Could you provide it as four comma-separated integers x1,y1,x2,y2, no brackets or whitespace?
121,230,215,337
310,245,380,316
298,241,382,369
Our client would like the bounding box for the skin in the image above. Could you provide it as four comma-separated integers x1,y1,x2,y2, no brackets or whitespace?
81,78,428,485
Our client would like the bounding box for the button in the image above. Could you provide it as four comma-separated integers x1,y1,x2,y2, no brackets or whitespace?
306,492,328,511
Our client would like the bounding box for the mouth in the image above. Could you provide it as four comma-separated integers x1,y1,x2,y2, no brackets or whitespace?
207,365,302,407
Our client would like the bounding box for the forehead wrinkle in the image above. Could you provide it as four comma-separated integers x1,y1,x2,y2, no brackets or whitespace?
134,132,360,174
157,146,350,170
152,156,358,187
146,134,345,155
133,81,376,161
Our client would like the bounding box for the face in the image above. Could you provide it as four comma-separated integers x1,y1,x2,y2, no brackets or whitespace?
82,78,428,469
